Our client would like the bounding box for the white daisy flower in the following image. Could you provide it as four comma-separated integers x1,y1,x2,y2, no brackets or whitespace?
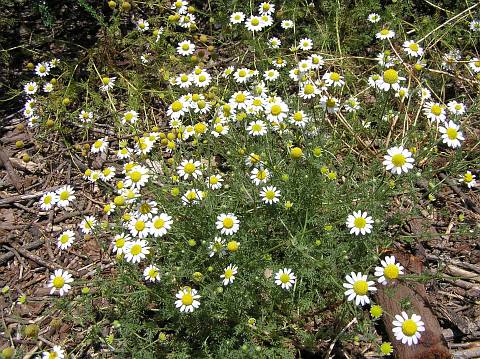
177,40,195,56
323,71,345,87
376,28,395,40
247,120,268,136
57,230,75,250
346,211,373,235
469,19,480,32
128,217,150,238
260,185,281,205
403,40,424,57
379,69,405,91
383,146,415,175
299,83,319,99
91,137,109,154
245,15,264,32
447,101,466,115
136,19,149,32
39,192,58,211
259,2,275,15
100,76,116,92
290,110,310,127
124,165,150,189
56,185,75,208
367,13,381,23
193,70,211,87
392,312,425,346
112,233,131,255
181,188,204,206
143,265,161,282
298,38,313,51
216,213,240,235
206,174,223,190
209,237,226,257
233,68,252,83
221,264,238,286
274,268,296,290
124,240,150,263
79,215,97,234
309,54,324,69
148,213,173,237
48,269,74,296
167,100,188,119
265,100,289,123
175,287,200,313
439,121,464,148
24,81,38,95
35,62,50,77
423,101,447,122
122,110,138,125
281,20,294,29
43,82,54,93
459,171,477,188
42,345,65,359
469,57,480,73
343,272,376,306
230,11,245,24
320,96,340,114
177,159,202,180
374,255,405,285
263,69,280,82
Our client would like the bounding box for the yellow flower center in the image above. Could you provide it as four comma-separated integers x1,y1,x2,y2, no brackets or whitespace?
171,101,183,112
447,128,458,140
198,75,206,82
60,234,69,244
326,98,336,108
251,18,260,26
102,77,111,85
48,352,58,359
253,99,262,106
304,84,314,94
464,173,473,182
238,70,246,77
265,190,275,200
194,122,206,134
330,72,340,81
475,61,480,67
39,65,46,73
210,176,218,184
182,44,190,50
270,105,282,116
214,124,224,133
135,221,146,231
352,280,368,295
52,276,65,289
402,319,418,336
383,69,399,84
391,153,406,167
236,93,246,103
223,217,234,229
250,154,260,164
431,104,442,116
125,113,134,121
130,171,142,183
252,124,262,132
115,238,125,248
154,218,165,229
224,268,233,279
280,273,290,284
353,217,367,229
184,162,196,174
59,191,69,201
139,203,151,214
293,112,303,121
384,264,400,280
130,244,142,256
148,268,158,278
181,74,188,82
408,43,419,52
380,29,390,36
227,241,239,252
44,195,52,204
185,190,197,201
181,292,193,305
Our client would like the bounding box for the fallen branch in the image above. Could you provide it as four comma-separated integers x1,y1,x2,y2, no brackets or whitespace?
0,144,23,193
